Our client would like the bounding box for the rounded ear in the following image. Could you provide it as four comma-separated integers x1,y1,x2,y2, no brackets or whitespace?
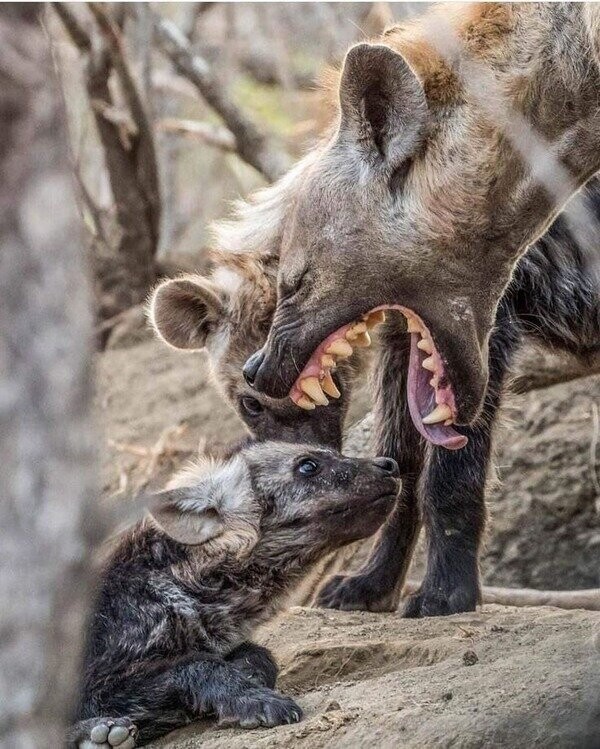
148,487,225,546
148,276,227,350
338,43,428,166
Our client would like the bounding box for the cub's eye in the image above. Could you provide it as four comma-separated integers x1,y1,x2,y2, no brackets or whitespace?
241,396,263,416
296,458,320,476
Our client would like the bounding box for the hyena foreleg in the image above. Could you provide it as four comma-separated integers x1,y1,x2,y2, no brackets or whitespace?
317,324,425,611
72,648,299,747
404,321,520,617
225,641,278,688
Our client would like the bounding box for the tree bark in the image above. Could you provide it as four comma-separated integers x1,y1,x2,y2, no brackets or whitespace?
0,6,105,745
54,3,161,328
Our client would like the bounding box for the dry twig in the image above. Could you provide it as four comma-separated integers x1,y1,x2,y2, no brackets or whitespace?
158,117,236,151
53,2,161,323
152,12,291,182
108,423,190,492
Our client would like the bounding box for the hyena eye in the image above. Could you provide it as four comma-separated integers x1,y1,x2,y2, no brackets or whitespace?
241,396,263,416
296,458,320,476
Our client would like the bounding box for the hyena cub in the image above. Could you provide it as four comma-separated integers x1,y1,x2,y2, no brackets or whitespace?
148,250,369,450
70,441,399,747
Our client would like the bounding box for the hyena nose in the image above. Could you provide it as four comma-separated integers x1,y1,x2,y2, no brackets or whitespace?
243,349,265,387
372,457,399,476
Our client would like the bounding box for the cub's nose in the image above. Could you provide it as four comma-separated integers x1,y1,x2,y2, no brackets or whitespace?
372,457,399,476
243,349,265,387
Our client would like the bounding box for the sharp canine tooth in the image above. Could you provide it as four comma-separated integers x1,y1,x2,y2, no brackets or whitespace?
406,318,420,333
422,403,452,425
444,419,453,426
321,354,336,368
430,376,439,389
296,395,316,411
321,372,341,398
417,338,433,354
326,339,353,358
300,377,329,406
366,310,386,328
345,322,366,341
422,356,436,372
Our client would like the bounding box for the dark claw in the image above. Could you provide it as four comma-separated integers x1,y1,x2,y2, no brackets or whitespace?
403,583,479,618
219,687,303,730
317,573,400,612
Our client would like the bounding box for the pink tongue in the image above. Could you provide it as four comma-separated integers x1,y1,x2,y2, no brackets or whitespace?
406,333,468,450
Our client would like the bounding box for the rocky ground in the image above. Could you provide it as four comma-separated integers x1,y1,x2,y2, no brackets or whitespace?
95,337,600,747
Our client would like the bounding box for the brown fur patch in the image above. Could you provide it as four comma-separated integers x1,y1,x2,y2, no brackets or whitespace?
209,248,278,336
319,3,516,113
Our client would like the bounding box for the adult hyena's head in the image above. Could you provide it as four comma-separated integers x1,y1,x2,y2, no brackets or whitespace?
238,4,600,448
149,251,360,449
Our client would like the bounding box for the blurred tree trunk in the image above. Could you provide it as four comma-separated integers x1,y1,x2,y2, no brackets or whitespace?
0,6,105,745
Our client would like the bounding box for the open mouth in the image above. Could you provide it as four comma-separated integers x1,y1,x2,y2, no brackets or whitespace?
289,305,468,450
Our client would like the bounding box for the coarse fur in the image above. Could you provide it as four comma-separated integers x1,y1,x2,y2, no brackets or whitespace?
152,175,600,617
69,442,399,747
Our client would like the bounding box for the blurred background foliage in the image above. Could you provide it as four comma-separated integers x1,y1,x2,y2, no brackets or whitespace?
50,2,429,340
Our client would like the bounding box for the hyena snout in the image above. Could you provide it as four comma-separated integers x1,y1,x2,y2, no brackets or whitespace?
317,456,400,545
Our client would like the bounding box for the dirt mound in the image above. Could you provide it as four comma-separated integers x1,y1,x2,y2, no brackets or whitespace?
150,605,600,749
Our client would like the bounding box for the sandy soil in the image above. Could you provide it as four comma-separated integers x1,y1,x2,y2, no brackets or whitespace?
95,339,600,748
151,605,600,748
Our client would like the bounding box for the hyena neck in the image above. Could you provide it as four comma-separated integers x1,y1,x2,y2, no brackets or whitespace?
514,3,600,184
227,547,324,624
393,4,600,185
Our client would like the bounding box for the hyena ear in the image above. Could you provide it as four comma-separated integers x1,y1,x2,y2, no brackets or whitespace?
148,276,227,350
148,487,225,546
338,43,428,167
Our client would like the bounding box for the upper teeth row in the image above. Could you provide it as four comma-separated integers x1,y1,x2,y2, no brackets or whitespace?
295,310,386,410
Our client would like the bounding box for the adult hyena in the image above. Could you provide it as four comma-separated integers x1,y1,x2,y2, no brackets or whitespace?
220,3,600,615
152,178,600,614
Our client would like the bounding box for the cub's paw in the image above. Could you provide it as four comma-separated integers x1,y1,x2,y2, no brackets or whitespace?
228,643,278,689
218,687,303,729
403,584,478,618
316,573,400,612
69,717,137,749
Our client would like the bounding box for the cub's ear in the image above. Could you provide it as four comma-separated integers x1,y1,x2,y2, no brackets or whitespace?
148,276,227,350
338,43,428,167
148,487,225,546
